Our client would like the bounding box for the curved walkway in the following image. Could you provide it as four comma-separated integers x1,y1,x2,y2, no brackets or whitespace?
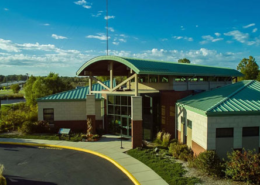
0,135,168,185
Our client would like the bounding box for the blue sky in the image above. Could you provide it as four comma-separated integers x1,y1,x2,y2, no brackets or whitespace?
0,0,260,76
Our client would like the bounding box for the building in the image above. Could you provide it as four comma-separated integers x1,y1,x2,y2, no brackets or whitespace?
37,80,114,132
176,80,260,158
74,55,242,148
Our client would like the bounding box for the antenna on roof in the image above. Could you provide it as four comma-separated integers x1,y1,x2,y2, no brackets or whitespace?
106,0,109,56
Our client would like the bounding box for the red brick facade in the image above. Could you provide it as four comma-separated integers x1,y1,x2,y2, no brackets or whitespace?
54,118,103,133
132,120,143,148
160,90,193,138
54,120,86,132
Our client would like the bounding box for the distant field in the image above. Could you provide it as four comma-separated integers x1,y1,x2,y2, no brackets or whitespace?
0,89,25,96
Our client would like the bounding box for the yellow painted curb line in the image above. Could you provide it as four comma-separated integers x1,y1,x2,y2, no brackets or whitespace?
0,142,140,185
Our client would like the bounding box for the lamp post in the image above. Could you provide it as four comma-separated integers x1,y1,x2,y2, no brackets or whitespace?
120,126,123,149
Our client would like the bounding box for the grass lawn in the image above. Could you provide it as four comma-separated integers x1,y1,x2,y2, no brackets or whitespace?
0,133,82,142
0,89,25,97
127,148,201,185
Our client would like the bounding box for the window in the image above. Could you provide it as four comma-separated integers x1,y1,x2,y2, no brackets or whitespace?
159,76,169,83
138,75,148,83
43,108,54,124
187,120,192,129
149,75,158,83
243,127,259,137
216,128,233,138
181,116,185,124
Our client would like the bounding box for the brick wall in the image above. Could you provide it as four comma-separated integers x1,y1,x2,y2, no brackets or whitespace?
160,90,193,138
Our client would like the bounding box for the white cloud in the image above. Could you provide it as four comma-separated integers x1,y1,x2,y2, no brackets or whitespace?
106,27,114,32
86,33,109,40
74,0,91,9
0,39,20,52
119,38,126,42
253,28,258,33
120,34,127,38
4,8,8,11
160,38,168,41
173,36,193,41
224,30,248,43
83,5,91,9
200,35,223,44
112,42,119,45
74,0,86,5
43,23,50,26
243,23,255,28
215,32,221,37
212,38,223,42
224,30,260,45
52,34,67,40
104,15,115,20
92,11,103,17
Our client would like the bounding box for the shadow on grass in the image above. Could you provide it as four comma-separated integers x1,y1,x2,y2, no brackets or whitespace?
5,175,57,185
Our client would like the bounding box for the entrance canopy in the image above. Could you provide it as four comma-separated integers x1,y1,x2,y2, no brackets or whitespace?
76,55,243,77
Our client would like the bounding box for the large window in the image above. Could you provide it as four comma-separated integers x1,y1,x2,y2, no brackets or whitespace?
187,120,192,129
43,108,54,124
107,96,132,137
216,128,233,138
243,127,259,137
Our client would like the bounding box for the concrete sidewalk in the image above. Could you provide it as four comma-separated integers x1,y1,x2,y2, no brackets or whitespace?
0,135,168,185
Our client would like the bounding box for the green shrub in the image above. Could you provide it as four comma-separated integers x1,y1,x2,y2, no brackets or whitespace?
0,164,6,185
189,150,224,177
225,149,260,184
32,121,50,133
19,121,34,134
162,132,171,147
169,143,193,161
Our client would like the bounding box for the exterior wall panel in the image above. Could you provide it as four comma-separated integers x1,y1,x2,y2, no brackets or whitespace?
208,116,260,150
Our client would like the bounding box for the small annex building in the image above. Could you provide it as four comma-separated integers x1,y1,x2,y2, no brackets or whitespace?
37,80,114,132
176,80,260,158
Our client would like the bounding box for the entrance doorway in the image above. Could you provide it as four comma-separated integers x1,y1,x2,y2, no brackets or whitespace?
107,95,132,137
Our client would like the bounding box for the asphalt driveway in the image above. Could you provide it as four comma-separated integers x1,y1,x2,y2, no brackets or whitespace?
0,144,133,185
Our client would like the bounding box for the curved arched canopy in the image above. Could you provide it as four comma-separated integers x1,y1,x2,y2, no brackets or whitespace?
76,55,243,77
76,56,140,76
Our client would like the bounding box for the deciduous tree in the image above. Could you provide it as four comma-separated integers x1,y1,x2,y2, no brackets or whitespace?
178,58,191,63
237,56,259,80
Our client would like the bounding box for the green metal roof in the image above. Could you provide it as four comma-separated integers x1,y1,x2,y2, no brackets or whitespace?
76,55,243,77
37,80,115,102
177,80,260,116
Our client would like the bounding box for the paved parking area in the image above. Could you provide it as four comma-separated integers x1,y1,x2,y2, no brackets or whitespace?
0,144,133,185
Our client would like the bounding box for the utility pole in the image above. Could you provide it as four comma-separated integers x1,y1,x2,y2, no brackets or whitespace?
106,0,109,56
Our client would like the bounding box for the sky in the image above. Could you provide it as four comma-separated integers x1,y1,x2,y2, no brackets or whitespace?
0,0,260,77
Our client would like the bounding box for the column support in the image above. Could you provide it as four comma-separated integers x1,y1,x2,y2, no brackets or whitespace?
131,96,142,148
135,74,138,96
86,94,96,134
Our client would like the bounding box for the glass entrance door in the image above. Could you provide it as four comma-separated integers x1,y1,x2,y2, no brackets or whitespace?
121,116,131,137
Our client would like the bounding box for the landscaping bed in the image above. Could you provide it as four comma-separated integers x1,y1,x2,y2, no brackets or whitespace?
0,133,82,142
127,148,201,185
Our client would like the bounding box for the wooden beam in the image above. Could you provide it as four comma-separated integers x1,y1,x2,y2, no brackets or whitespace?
112,74,136,91
91,91,135,95
90,76,111,91
110,62,113,89
135,74,138,96
89,76,92,94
